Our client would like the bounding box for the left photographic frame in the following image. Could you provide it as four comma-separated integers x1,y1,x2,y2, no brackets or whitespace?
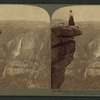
0,4,50,89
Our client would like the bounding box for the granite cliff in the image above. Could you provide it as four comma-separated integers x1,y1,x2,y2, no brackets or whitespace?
0,21,50,88
51,25,82,89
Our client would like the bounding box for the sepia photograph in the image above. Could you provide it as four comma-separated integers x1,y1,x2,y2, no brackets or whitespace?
51,5,100,89
0,5,50,88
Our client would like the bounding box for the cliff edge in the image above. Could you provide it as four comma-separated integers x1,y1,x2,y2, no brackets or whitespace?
51,25,82,89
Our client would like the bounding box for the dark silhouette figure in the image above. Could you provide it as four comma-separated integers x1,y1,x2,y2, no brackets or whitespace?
69,10,75,26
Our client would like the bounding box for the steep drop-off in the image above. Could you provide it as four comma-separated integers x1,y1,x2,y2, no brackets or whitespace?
51,25,82,89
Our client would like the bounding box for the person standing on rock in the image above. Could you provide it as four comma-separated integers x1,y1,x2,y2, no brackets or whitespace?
69,10,75,26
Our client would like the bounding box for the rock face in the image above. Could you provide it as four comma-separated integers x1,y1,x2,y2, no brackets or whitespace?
0,21,50,88
84,35,100,78
51,25,82,89
3,29,50,88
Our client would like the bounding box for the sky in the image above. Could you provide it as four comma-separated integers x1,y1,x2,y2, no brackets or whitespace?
0,4,50,22
52,5,100,22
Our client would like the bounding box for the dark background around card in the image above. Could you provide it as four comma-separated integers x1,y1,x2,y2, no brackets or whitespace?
0,0,100,4
0,0,100,99
0,96,97,100
0,96,100,100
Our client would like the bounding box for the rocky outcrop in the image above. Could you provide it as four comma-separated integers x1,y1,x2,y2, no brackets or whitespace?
51,25,82,89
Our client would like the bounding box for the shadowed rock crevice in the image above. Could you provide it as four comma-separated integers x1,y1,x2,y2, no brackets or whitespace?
51,25,82,89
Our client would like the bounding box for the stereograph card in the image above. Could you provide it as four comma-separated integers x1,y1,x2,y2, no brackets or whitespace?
0,4,99,97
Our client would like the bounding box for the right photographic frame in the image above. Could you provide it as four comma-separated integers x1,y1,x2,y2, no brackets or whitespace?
51,5,100,89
